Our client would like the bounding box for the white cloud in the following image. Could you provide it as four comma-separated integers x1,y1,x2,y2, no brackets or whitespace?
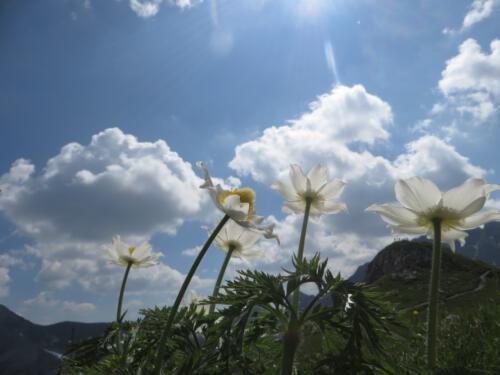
129,0,200,17
443,0,498,34
0,128,219,319
0,128,207,242
230,84,393,184
23,291,96,323
229,85,488,277
129,0,162,17
438,39,500,123
0,268,10,298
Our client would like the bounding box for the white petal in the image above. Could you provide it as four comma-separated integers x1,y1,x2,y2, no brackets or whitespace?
283,201,306,214
222,195,249,220
320,201,347,215
289,164,307,193
366,204,420,226
439,228,468,251
133,242,152,259
239,230,263,249
485,183,500,196
391,224,428,235
196,161,214,188
317,179,346,200
458,210,500,230
457,196,486,217
306,164,328,191
442,178,487,213
395,177,442,213
271,181,299,202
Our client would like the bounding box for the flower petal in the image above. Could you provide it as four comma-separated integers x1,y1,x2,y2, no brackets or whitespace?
283,200,306,215
271,181,298,202
318,179,346,200
442,178,488,213
390,224,428,235
306,164,328,191
457,196,486,217
395,177,442,213
196,161,214,188
485,183,500,196
457,210,500,230
289,164,307,193
320,201,347,215
366,204,420,226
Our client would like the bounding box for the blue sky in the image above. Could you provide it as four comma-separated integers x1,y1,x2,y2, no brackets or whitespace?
1,0,500,324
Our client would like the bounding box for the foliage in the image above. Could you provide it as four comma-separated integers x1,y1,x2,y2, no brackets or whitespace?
59,254,395,374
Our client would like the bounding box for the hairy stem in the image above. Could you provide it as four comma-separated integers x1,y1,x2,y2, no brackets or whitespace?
154,214,230,373
426,218,442,369
281,326,300,375
292,198,312,312
209,244,235,314
116,261,132,352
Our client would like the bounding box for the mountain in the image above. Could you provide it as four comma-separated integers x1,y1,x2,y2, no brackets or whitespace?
352,240,500,312
349,222,500,285
0,305,108,375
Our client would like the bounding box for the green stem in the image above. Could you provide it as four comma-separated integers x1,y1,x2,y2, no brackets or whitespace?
426,218,442,370
116,261,132,352
154,214,230,373
209,244,235,314
281,326,300,375
292,198,312,312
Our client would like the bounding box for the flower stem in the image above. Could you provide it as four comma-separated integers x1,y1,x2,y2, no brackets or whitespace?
292,198,312,312
426,218,442,370
281,325,300,375
116,261,132,353
154,214,230,373
209,244,235,314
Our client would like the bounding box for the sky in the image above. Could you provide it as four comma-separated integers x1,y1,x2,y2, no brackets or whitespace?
1,0,500,324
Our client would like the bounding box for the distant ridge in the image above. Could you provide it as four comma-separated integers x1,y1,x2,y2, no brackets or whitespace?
0,305,108,375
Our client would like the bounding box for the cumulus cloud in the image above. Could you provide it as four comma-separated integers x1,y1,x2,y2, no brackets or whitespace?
0,128,218,319
443,0,498,34
230,85,393,183
23,291,96,323
438,39,500,122
229,85,488,278
0,128,206,241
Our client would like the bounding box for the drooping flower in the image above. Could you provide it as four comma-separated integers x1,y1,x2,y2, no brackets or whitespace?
272,164,347,218
106,235,161,268
366,177,500,250
214,219,264,259
197,161,279,242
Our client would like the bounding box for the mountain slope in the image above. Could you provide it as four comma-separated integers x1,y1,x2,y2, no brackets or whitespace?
0,305,108,375
360,240,500,313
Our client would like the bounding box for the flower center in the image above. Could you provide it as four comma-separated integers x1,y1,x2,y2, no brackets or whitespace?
218,187,256,217
417,206,463,231
128,246,136,255
226,240,242,253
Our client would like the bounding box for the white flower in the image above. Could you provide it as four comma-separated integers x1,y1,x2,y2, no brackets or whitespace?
366,177,500,250
272,164,347,218
197,161,279,243
214,219,264,259
106,235,161,268
183,290,208,314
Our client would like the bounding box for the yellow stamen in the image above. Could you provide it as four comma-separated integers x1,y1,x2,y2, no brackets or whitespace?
218,187,256,219
128,247,136,255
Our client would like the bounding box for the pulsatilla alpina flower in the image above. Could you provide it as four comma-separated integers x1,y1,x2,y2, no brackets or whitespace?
107,235,161,268
197,161,279,242
366,177,500,250
214,219,264,259
272,164,347,218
